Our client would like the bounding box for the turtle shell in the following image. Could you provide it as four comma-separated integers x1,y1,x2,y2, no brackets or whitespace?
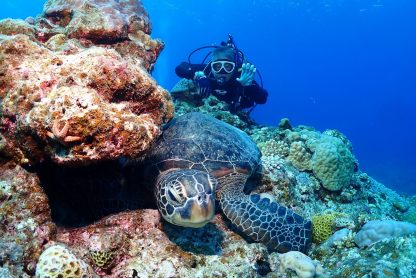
144,112,261,181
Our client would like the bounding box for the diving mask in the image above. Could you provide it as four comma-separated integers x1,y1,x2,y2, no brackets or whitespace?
211,60,235,74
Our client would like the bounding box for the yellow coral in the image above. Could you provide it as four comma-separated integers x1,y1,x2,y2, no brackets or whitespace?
311,212,344,244
90,250,115,269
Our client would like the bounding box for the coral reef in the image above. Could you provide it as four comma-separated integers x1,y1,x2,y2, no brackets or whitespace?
315,231,416,277
1,0,415,277
171,78,257,130
170,78,416,275
251,122,356,193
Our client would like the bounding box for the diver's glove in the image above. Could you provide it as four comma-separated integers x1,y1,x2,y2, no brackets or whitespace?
236,63,256,86
194,71,211,98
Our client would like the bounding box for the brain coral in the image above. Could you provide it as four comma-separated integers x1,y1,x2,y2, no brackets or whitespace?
311,135,355,191
36,244,98,278
288,141,312,171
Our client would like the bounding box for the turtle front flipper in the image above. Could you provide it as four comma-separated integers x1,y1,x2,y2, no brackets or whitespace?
218,174,312,253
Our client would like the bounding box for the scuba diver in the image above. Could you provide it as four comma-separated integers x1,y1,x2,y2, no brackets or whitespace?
175,35,268,113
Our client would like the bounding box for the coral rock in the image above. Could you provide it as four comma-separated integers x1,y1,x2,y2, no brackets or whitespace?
0,162,56,276
42,0,150,40
0,1,173,165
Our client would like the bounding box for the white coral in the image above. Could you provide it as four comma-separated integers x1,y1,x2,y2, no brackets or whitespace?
277,251,327,278
355,220,416,248
261,139,289,157
261,155,284,173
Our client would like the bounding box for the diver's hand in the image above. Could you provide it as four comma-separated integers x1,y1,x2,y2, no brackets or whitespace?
236,63,256,86
197,78,211,97
194,72,211,98
194,71,206,80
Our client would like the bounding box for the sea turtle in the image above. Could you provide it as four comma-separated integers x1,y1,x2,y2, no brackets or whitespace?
142,112,312,253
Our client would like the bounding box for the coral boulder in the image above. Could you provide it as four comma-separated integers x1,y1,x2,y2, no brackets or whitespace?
0,0,174,166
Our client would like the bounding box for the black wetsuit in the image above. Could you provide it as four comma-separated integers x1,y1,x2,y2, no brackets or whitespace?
175,62,268,112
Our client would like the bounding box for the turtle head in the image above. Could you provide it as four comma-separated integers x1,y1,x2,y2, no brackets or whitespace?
155,169,217,228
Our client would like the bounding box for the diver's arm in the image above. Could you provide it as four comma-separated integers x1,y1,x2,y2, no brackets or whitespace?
175,62,207,79
243,82,268,104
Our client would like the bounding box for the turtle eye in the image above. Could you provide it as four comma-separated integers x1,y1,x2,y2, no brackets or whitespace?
167,181,186,205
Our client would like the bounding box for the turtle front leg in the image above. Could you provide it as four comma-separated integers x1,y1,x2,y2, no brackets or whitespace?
217,175,312,253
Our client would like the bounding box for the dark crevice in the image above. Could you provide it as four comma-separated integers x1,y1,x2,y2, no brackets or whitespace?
82,35,128,45
44,10,74,27
256,259,271,276
37,159,155,227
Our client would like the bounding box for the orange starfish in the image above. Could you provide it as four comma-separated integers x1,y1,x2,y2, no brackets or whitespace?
46,119,82,145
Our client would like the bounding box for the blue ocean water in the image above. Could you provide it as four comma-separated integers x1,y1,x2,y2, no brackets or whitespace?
1,0,415,195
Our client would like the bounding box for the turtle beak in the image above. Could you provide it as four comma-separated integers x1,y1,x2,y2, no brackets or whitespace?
173,193,215,228
189,194,215,227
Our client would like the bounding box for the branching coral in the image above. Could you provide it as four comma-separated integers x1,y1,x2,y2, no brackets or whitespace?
259,139,289,157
